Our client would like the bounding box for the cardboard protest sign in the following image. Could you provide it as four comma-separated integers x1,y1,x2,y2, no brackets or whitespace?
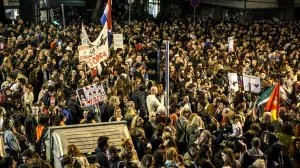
228,73,238,92
243,75,261,93
113,34,124,50
76,84,107,107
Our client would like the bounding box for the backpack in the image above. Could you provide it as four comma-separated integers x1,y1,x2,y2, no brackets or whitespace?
61,109,71,125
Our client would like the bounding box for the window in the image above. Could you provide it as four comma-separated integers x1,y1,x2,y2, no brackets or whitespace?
149,0,160,17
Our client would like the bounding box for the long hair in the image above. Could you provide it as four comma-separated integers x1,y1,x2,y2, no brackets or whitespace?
222,148,238,168
67,144,82,157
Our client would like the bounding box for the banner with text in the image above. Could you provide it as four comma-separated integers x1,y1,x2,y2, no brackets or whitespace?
79,23,109,68
76,84,107,107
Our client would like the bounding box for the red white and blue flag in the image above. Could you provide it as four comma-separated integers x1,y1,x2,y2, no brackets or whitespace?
101,0,112,45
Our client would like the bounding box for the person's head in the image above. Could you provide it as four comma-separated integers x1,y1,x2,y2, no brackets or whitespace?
114,107,122,117
86,111,95,122
106,146,118,161
166,147,177,162
23,83,33,93
190,116,204,128
262,112,272,123
141,154,154,168
252,159,266,168
249,123,261,135
183,94,189,104
150,86,158,95
0,156,17,168
282,121,294,136
21,149,35,164
38,115,50,126
98,136,110,151
67,144,82,157
53,113,66,126
251,137,261,149
198,130,211,145
31,103,40,117
221,148,236,167
109,96,120,107
153,149,165,167
17,78,26,87
181,107,191,119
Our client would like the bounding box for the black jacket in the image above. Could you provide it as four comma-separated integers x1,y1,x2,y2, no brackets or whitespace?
240,149,267,168
67,98,83,124
109,156,125,168
24,115,38,144
96,147,109,168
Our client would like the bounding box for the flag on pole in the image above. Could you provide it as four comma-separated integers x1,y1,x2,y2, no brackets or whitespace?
264,82,280,121
101,0,112,45
248,84,275,119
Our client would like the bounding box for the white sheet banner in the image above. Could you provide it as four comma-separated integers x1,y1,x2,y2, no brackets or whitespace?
228,73,238,92
79,23,109,68
113,34,124,50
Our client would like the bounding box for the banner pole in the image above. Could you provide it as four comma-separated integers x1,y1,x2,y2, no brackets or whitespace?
165,41,170,116
61,4,66,36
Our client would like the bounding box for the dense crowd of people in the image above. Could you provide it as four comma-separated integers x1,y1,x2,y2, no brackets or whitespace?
0,5,299,168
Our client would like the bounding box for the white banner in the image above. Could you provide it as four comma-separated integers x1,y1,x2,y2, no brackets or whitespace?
79,23,109,68
228,36,234,53
81,23,91,45
243,75,261,93
228,73,239,92
76,84,107,107
113,34,124,50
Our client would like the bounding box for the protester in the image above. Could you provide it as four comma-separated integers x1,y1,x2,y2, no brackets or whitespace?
0,4,300,168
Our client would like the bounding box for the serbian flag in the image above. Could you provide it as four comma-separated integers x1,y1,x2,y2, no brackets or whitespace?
100,0,112,45
264,82,280,121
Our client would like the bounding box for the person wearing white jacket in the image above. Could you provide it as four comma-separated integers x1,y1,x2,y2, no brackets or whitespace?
146,86,164,113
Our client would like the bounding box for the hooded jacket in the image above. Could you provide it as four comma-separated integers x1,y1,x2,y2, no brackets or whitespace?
240,148,267,168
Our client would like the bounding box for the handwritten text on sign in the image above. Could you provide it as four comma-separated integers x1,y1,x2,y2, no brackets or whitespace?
78,22,109,67
76,84,107,107
113,34,124,50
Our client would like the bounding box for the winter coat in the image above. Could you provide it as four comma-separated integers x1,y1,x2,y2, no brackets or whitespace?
187,124,200,146
240,149,267,168
146,95,164,113
24,115,38,144
175,116,188,142
96,147,109,168
67,98,83,124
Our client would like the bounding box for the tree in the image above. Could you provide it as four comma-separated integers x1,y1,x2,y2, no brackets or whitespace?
91,0,103,23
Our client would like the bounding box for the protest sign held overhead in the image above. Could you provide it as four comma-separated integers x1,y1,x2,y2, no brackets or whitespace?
228,37,234,53
113,34,124,50
228,73,239,92
243,75,261,93
76,84,107,107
